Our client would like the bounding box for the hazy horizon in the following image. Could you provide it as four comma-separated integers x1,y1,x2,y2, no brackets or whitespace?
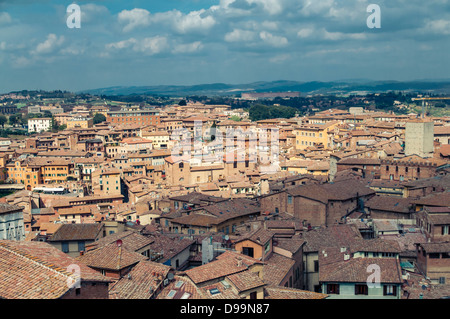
1,0,449,93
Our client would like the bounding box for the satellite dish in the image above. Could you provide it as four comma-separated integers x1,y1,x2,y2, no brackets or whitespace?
116,239,123,247
224,235,229,241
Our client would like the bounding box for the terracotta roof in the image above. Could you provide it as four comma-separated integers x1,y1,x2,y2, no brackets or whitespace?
338,158,381,165
319,257,403,284
0,203,23,214
109,260,171,299
350,238,402,253
275,237,305,254
264,286,328,299
262,253,295,286
402,272,450,299
418,242,450,253
303,224,363,252
76,242,147,271
365,195,414,214
49,223,103,242
146,233,194,264
86,230,154,253
226,270,266,293
0,240,109,299
186,251,262,285
414,192,450,207
287,179,375,204
235,227,274,246
200,281,241,299
156,275,205,299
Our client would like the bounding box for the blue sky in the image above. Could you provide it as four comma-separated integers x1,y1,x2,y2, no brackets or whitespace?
0,0,450,93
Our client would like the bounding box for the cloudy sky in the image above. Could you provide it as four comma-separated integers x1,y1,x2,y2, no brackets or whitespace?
0,0,449,93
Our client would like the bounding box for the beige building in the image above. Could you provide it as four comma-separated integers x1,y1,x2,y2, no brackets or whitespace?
141,131,171,149
92,167,122,196
66,117,94,129
294,121,339,150
404,120,434,158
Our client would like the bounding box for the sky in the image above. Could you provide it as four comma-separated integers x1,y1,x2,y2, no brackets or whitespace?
0,0,449,93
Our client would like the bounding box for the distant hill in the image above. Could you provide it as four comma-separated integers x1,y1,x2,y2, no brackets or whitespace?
79,80,450,97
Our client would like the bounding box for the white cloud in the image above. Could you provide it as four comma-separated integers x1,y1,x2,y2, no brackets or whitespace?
107,36,169,55
118,8,151,32
269,53,291,63
423,19,450,35
259,31,288,47
32,34,65,55
12,56,31,68
247,0,284,15
60,46,85,56
136,36,169,54
174,9,216,34
322,29,366,41
172,41,203,54
225,29,257,42
299,0,335,17
80,4,110,24
297,27,315,38
106,38,136,50
0,12,12,25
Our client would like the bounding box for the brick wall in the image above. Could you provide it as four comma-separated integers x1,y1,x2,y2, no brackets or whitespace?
61,281,110,299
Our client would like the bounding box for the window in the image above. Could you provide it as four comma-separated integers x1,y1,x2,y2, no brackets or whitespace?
383,285,397,296
242,247,254,258
264,242,270,254
355,284,368,295
78,241,85,252
429,253,440,259
327,284,339,294
287,195,293,205
314,260,319,272
62,242,69,253
442,226,449,236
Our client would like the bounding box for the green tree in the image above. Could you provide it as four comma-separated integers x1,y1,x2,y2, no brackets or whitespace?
9,113,22,126
93,113,106,124
0,115,7,128
178,99,187,106
248,104,297,121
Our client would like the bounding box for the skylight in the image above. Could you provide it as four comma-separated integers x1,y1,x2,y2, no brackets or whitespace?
167,290,177,299
209,288,220,295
